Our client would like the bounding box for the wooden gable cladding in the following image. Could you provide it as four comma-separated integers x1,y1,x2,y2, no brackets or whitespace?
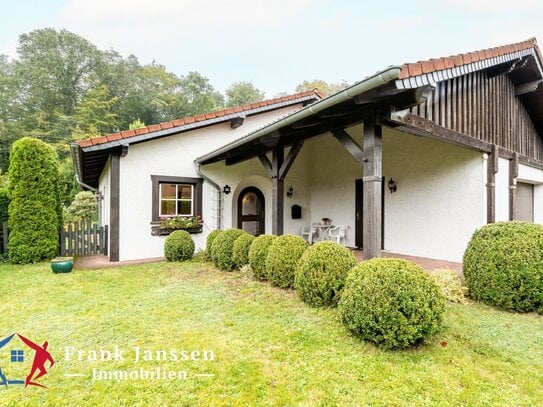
408,70,543,161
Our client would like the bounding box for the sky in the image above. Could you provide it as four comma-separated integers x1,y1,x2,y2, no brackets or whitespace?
1,0,543,97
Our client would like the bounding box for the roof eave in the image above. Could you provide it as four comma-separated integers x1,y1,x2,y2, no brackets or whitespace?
396,47,541,89
79,94,320,153
195,66,402,165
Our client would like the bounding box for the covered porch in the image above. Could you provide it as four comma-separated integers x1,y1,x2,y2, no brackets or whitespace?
196,67,487,263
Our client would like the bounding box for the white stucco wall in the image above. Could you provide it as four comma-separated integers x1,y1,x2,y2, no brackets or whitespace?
108,105,304,261
306,133,361,246
103,98,543,263
203,143,312,237
382,129,485,262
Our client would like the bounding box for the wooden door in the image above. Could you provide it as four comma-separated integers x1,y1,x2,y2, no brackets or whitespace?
237,187,265,236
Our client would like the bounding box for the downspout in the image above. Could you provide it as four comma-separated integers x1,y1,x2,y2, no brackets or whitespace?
74,174,97,193
195,162,222,230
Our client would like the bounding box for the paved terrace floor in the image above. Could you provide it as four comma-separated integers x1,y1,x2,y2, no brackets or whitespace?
75,251,463,274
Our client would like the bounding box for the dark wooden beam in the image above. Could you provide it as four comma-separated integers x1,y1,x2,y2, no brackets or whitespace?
271,146,285,235
258,154,273,178
509,152,519,221
362,113,383,260
278,141,303,180
486,59,522,78
388,111,492,153
515,80,542,96
487,144,498,223
109,153,120,262
498,146,543,170
332,129,365,163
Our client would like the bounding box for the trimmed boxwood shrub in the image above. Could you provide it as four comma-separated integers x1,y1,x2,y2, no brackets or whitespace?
206,229,222,259
8,137,61,264
164,230,194,261
265,234,308,289
248,234,276,280
232,232,255,269
339,258,445,349
431,269,468,304
211,228,245,271
463,221,543,312
295,241,357,307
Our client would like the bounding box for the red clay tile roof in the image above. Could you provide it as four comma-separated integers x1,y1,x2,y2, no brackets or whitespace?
398,38,539,80
77,90,322,148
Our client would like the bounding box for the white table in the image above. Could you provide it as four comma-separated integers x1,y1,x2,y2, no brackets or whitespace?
311,224,333,242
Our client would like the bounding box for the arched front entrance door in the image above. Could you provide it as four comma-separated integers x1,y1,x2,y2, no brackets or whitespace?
237,187,265,236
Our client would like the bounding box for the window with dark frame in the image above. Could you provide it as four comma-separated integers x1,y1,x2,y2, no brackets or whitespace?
151,175,203,223
159,183,194,217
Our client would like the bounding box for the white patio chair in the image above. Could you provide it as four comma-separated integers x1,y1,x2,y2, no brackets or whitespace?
328,225,348,245
300,226,314,244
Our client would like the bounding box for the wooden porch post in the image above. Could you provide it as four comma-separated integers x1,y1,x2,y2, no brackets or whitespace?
259,141,303,236
362,113,383,259
486,144,498,224
271,146,284,235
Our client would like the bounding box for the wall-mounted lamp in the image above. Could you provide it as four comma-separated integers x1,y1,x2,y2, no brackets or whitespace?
286,186,294,198
223,185,231,195
388,178,397,194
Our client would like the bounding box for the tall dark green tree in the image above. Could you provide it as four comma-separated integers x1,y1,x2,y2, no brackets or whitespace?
8,137,61,263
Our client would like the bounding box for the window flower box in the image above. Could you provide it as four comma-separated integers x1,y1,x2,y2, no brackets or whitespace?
151,216,203,236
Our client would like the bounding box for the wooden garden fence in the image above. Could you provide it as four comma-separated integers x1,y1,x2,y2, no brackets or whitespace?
60,221,108,257
0,221,108,257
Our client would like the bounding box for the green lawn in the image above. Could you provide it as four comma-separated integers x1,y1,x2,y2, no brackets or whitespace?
0,261,542,406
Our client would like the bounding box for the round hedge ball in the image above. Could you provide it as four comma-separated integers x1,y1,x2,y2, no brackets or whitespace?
248,234,277,280
232,232,255,269
206,229,222,259
164,230,195,262
463,221,543,312
265,235,308,289
295,241,357,307
339,258,445,349
211,228,245,271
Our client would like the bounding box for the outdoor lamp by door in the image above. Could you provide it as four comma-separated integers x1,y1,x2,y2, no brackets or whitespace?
286,186,294,198
388,178,397,193
223,185,231,195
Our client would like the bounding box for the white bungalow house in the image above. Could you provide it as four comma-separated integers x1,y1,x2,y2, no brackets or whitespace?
71,38,543,263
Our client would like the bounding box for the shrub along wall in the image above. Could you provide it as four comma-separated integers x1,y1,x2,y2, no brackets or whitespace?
266,235,308,289
295,241,357,307
464,221,543,313
248,234,276,280
211,228,245,271
206,230,222,259
164,230,194,261
8,137,61,264
232,232,255,269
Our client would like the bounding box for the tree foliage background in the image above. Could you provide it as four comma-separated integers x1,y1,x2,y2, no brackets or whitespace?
0,28,344,208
